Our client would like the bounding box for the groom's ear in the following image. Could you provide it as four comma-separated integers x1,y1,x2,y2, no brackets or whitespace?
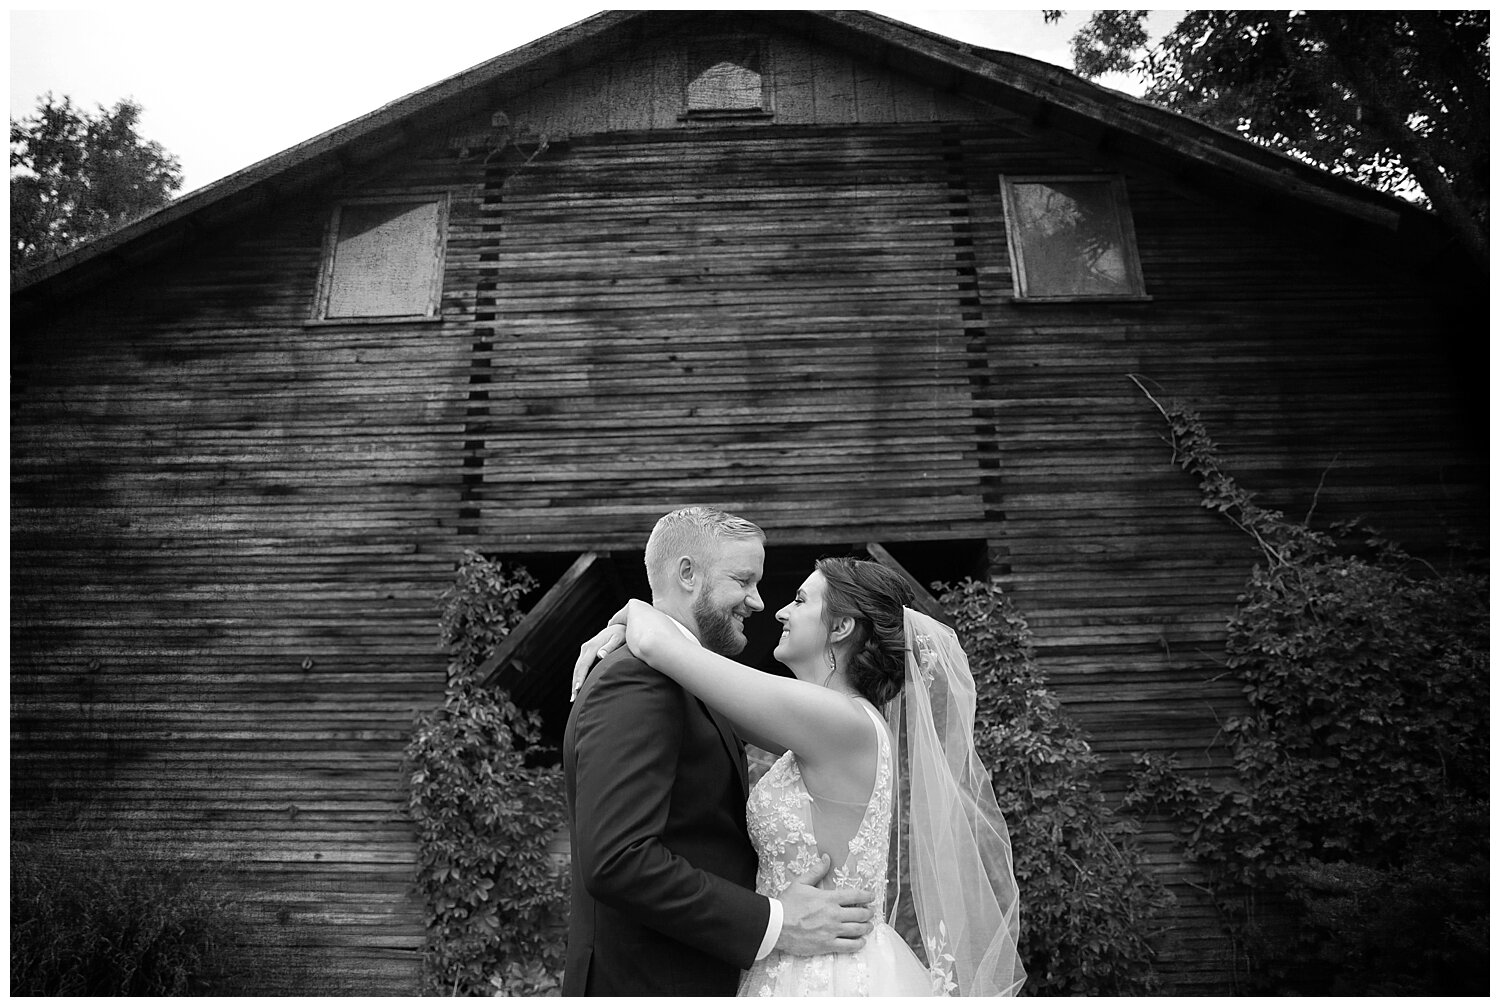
674,555,698,592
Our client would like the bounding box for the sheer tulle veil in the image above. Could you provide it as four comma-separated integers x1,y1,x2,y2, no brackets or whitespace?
885,607,1025,996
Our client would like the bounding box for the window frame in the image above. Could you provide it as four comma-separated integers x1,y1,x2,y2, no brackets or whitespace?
310,191,450,324
999,174,1150,303
679,36,774,122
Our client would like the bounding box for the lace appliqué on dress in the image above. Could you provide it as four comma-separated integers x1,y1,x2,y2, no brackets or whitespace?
739,702,928,997
742,710,892,916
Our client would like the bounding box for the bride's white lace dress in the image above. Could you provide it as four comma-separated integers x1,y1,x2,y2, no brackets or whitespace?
739,701,938,997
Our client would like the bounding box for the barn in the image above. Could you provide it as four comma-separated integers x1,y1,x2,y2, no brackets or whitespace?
11,10,1485,995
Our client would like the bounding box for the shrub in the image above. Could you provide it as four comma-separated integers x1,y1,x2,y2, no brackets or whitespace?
937,577,1171,996
1284,852,1488,995
11,828,251,995
403,551,570,996
1124,381,1488,994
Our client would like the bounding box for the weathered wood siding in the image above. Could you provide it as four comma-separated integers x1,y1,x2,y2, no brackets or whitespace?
942,121,1484,987
498,20,997,138
11,149,492,992
468,124,994,546
10,17,1484,997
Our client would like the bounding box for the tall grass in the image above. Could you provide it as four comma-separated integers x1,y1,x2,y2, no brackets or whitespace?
11,828,255,995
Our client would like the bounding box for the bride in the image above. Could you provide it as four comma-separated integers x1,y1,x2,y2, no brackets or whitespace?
577,556,1024,997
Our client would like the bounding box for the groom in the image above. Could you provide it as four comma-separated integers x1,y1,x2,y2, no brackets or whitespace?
562,506,875,995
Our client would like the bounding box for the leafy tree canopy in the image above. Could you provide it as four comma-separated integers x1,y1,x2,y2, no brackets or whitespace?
1048,11,1489,266
11,93,182,272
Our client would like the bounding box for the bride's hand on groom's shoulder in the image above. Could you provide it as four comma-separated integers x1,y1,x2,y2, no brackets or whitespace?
570,601,675,700
571,622,627,700
774,854,875,956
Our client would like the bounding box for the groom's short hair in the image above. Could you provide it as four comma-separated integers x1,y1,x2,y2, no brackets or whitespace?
645,506,765,595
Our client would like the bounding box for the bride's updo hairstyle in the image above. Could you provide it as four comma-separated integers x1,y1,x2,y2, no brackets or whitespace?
816,557,915,707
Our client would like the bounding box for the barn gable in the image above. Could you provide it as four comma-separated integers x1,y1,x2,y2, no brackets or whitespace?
13,12,1465,312
493,14,1006,135
11,10,1485,996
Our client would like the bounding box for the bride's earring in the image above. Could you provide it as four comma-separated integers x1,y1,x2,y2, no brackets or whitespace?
821,618,852,687
818,645,839,688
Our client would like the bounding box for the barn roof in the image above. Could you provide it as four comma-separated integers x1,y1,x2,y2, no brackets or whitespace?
12,9,1449,309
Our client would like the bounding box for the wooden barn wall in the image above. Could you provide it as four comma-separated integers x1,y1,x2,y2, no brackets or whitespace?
10,146,490,993
497,20,997,138
938,121,1484,988
466,125,996,546
10,30,1485,998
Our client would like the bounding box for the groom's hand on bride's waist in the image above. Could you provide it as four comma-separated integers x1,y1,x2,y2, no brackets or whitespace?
773,853,875,956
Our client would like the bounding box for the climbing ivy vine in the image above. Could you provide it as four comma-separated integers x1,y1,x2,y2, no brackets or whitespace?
402,552,570,996
1123,378,1487,995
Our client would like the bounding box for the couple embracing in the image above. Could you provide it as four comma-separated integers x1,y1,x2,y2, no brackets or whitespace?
562,507,1024,997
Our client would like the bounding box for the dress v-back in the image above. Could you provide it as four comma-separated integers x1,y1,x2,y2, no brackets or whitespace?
738,701,936,997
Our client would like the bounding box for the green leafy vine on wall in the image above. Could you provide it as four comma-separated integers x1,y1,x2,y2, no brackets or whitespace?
402,551,570,996
1122,376,1488,995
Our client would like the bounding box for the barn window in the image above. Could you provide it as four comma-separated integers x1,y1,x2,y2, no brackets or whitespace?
314,195,448,321
683,39,771,119
1000,175,1148,301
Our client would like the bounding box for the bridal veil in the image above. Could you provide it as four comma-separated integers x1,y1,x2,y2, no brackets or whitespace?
887,607,1025,996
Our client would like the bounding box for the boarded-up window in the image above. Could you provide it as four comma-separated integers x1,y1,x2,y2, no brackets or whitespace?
315,197,447,320
1000,176,1147,300
685,40,769,114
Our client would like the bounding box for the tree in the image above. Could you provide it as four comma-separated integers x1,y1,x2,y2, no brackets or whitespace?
1050,11,1489,267
11,94,183,272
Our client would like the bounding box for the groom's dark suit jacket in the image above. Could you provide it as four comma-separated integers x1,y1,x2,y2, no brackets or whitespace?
563,647,770,995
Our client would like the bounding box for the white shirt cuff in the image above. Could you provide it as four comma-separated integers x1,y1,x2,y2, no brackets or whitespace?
756,898,783,960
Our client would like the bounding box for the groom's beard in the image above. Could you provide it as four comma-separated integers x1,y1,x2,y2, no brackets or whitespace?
694,598,747,657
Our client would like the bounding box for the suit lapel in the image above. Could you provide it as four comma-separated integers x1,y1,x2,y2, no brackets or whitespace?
700,699,748,797
652,615,749,797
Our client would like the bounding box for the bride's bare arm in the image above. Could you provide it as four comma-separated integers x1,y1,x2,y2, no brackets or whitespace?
573,620,788,755
612,600,869,765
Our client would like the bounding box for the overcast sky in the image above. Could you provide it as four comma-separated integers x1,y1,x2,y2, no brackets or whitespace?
10,5,1165,196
